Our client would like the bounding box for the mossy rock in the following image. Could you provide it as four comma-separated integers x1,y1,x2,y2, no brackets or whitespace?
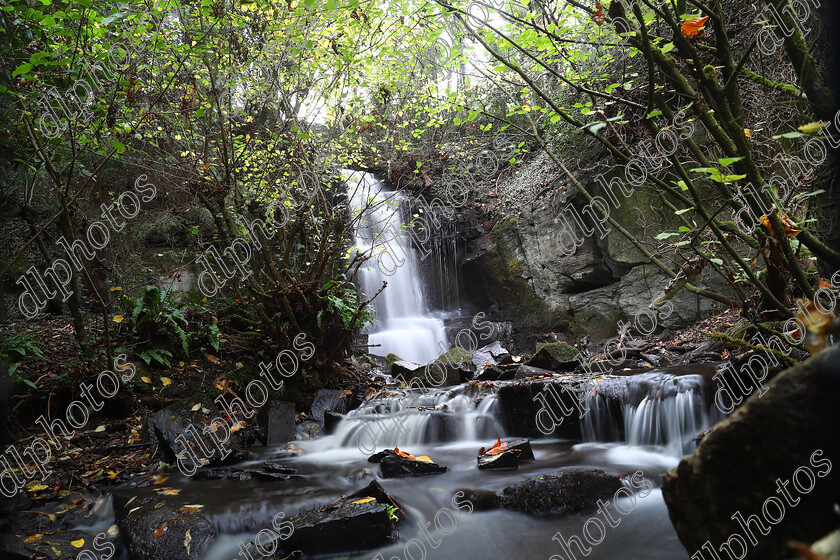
384,353,403,369
527,342,580,371
434,346,472,365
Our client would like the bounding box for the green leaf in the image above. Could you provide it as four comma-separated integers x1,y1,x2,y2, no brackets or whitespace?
110,140,126,154
646,110,663,119
101,12,124,25
661,42,675,54
550,115,561,123
12,63,33,77
718,157,743,167
678,226,691,232
40,14,56,27
30,52,50,65
675,207,695,215
772,131,805,140
654,232,678,240
453,117,461,125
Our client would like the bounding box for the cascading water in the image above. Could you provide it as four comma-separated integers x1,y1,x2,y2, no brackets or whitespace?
307,386,506,453
582,372,725,456
345,171,447,364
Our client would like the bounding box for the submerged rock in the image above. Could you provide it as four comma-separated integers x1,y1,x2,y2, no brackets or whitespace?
662,344,840,560
498,469,623,516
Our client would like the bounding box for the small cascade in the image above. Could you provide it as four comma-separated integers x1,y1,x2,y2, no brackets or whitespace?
309,387,506,453
345,171,448,364
582,372,725,456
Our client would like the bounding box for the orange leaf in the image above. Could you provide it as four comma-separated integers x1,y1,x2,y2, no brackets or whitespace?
818,279,833,289
207,354,218,363
681,15,709,37
154,522,169,539
487,436,503,452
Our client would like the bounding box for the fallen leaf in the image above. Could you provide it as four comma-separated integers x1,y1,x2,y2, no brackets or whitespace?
191,403,202,412
71,538,85,548
744,128,751,138
351,497,377,504
184,529,192,555
681,15,709,37
141,376,152,384
160,377,172,387
106,525,119,537
180,505,204,511
207,354,218,363
24,533,43,542
112,314,124,323
230,421,247,432
818,279,833,289
154,523,169,539
798,121,827,134
28,483,48,492
94,425,106,433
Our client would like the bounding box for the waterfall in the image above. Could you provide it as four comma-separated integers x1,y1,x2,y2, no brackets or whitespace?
308,386,506,453
345,171,447,364
581,372,725,456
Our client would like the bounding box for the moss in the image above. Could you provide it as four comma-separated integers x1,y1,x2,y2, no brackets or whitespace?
385,353,403,369
533,342,579,363
434,346,471,365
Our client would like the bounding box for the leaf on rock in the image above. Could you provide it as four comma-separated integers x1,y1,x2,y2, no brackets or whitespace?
351,497,377,504
184,529,192,555
71,538,85,548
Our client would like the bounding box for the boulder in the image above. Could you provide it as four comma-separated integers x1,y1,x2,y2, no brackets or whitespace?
662,344,840,560
310,389,355,424
114,492,215,560
391,360,423,378
324,410,343,434
472,341,512,368
527,342,580,370
498,378,587,439
251,480,401,557
146,396,247,472
384,353,403,369
379,453,447,477
262,400,296,445
499,469,623,516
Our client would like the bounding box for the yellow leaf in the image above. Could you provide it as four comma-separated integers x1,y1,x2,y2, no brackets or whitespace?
181,504,204,511
28,483,48,492
112,314,124,323
47,514,56,521
141,376,152,384
24,533,43,542
351,497,377,504
179,361,185,367
798,121,827,134
160,377,172,387
744,128,751,138
94,425,106,432
191,403,202,412
157,488,181,496
246,133,251,142
106,525,119,537
109,287,123,291
71,539,85,548
230,421,246,432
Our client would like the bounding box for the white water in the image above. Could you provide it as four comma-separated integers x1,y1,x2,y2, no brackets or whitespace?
582,372,725,456
345,171,447,364
304,387,506,455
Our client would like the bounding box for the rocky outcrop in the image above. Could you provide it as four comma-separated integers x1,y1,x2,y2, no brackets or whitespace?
498,468,623,516
661,344,840,560
460,151,722,346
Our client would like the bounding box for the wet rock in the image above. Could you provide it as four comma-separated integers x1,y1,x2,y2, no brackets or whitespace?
261,400,296,445
455,489,501,511
498,378,587,439
472,341,512,368
324,411,343,434
147,396,248,472
384,353,403,369
421,360,464,387
662,344,840,560
368,450,393,463
514,365,555,379
499,468,623,516
114,492,215,560
527,342,580,371
641,352,668,367
263,462,297,474
191,466,252,481
474,363,518,381
391,360,423,377
0,527,121,560
255,480,401,557
477,438,535,470
310,389,355,424
379,453,447,477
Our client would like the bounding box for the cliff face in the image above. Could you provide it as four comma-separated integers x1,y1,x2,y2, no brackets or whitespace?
459,149,723,347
